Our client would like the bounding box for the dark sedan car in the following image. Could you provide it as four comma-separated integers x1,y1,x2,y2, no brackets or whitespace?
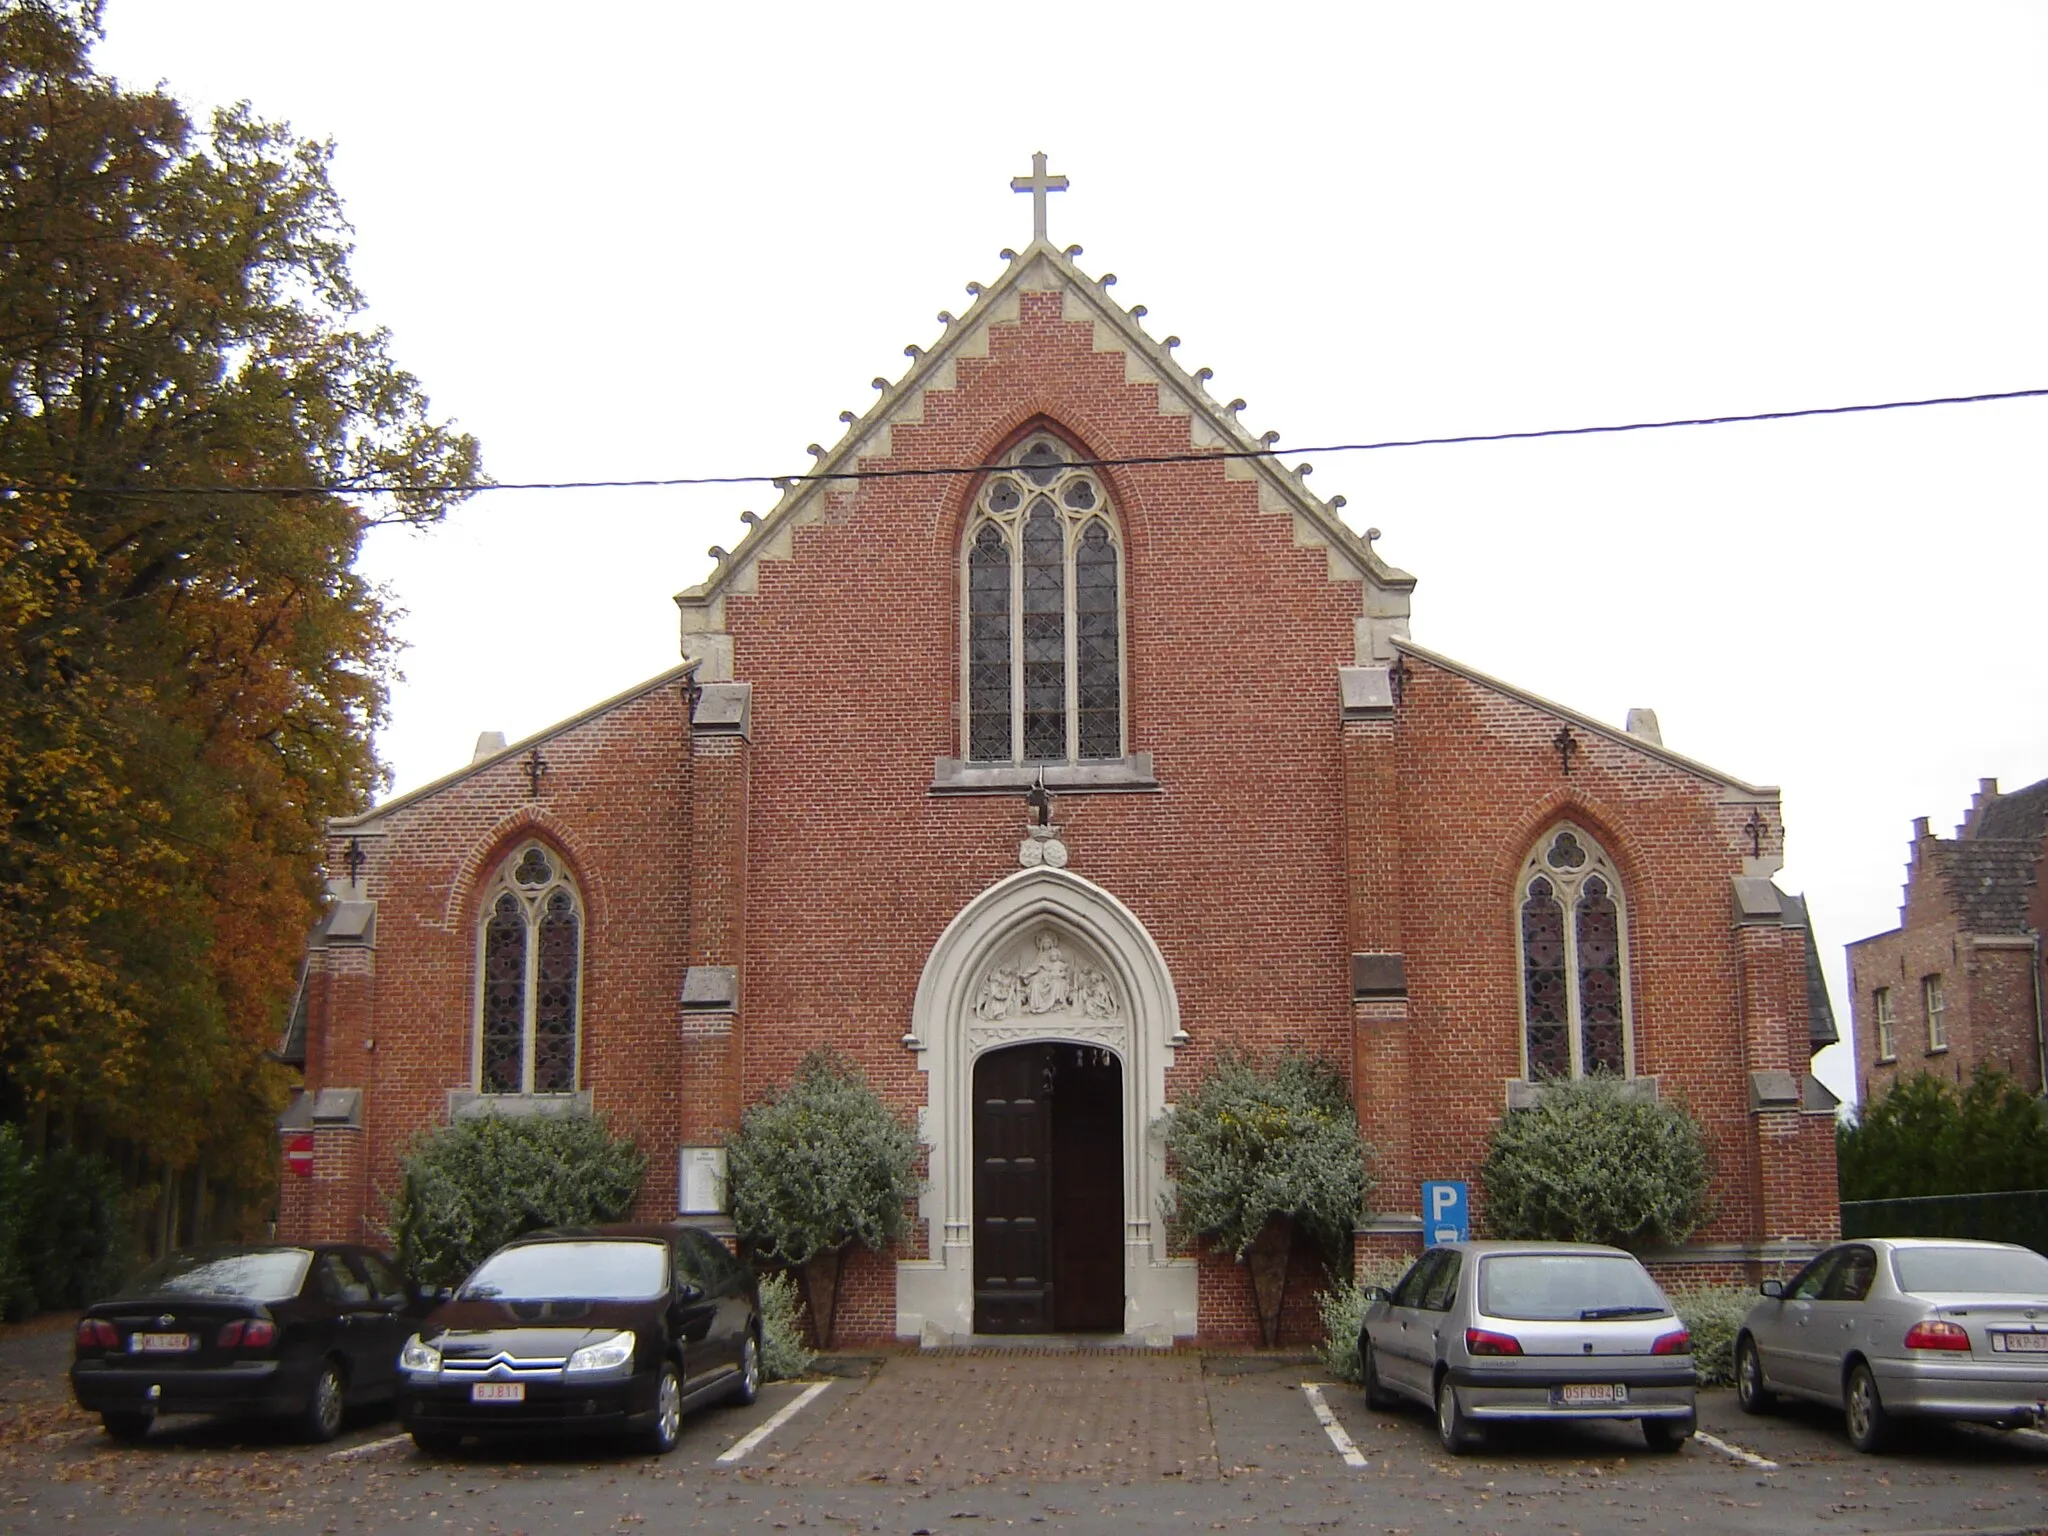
70,1242,431,1442
397,1223,762,1455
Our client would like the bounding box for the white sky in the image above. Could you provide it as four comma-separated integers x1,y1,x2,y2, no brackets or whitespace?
97,2,2048,1109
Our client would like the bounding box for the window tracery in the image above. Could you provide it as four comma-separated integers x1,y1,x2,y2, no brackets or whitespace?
476,842,582,1095
963,435,1125,763
1517,825,1630,1080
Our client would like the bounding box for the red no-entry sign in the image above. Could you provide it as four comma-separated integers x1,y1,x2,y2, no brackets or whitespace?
284,1132,314,1179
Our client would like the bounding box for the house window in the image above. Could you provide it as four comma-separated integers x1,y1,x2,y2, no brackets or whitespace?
1517,825,1631,1080
476,844,582,1094
1923,974,1946,1052
963,435,1124,763
1872,987,1895,1061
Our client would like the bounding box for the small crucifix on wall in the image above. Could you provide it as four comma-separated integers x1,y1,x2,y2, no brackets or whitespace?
1552,725,1580,777
343,837,367,884
525,747,549,800
1745,807,1772,859
1388,654,1413,708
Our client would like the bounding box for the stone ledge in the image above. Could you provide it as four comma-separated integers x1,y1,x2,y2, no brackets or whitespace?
447,1090,593,1121
930,754,1158,795
1505,1075,1659,1111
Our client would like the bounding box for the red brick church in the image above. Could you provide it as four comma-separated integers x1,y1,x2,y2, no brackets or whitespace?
280,160,1839,1342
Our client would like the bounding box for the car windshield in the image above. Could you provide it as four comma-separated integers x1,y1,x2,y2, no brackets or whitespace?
1892,1245,2048,1295
119,1248,313,1302
1478,1253,1669,1320
459,1241,667,1302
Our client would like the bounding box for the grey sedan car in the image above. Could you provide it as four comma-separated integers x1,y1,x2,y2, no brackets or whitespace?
1358,1241,1697,1454
1735,1237,2048,1451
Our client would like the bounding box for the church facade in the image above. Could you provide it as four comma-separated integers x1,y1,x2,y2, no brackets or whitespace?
279,173,1838,1343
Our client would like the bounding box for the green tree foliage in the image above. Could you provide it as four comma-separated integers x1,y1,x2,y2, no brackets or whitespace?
0,1123,126,1315
725,1051,919,1346
1478,1077,1712,1251
0,1,482,1194
385,1114,644,1288
1838,1067,2048,1202
1160,1049,1373,1262
1161,1049,1373,1345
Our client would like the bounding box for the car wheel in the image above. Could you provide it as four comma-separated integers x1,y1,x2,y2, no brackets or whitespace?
1844,1362,1889,1453
1361,1337,1397,1410
1435,1373,1479,1455
1643,1413,1694,1453
1735,1335,1774,1414
643,1360,683,1454
300,1359,346,1443
101,1411,151,1444
732,1332,762,1408
409,1428,461,1455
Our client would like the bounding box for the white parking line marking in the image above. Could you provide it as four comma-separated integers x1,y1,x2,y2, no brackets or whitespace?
327,1432,411,1461
715,1380,831,1465
1692,1429,1778,1470
1299,1383,1368,1468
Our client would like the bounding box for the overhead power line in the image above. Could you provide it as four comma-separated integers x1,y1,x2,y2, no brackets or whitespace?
4,386,2042,500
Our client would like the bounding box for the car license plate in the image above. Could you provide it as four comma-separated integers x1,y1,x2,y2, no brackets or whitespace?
471,1382,525,1403
1556,1383,1626,1406
128,1333,194,1354
1993,1331,2048,1353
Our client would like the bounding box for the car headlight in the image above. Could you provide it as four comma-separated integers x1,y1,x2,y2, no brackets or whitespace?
565,1330,637,1374
399,1334,442,1373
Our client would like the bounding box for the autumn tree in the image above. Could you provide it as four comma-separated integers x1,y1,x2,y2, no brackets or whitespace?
0,1,481,1209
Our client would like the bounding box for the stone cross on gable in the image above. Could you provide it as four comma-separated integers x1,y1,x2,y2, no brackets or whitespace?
1010,151,1068,244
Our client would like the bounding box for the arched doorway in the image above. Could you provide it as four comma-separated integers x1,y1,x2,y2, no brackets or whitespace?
896,866,1197,1344
973,1042,1123,1333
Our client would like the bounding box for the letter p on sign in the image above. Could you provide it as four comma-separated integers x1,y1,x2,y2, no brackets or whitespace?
1422,1181,1468,1244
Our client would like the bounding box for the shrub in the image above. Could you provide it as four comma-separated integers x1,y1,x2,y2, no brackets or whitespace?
726,1050,919,1346
1160,1048,1373,1345
385,1112,644,1287
1313,1255,1413,1384
1479,1076,1711,1252
1839,1067,2048,1201
1670,1284,1750,1387
21,1146,127,1308
0,1126,32,1320
757,1270,814,1382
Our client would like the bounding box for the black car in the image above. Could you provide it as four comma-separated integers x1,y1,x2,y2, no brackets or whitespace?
70,1242,431,1443
397,1223,762,1454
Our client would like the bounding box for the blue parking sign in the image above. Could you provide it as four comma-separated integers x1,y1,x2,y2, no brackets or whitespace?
1422,1181,1469,1245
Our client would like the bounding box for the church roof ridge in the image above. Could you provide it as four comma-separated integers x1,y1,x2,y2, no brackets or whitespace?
1394,638,1777,798
674,234,1413,624
331,661,698,831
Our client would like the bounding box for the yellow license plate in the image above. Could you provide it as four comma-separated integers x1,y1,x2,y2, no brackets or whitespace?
470,1382,525,1403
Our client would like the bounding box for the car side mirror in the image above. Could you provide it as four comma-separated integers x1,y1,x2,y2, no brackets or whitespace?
676,1280,705,1305
1759,1278,1784,1299
1361,1285,1390,1305
432,1285,455,1304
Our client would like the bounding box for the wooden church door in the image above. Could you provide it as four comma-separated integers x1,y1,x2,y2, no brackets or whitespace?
973,1043,1123,1333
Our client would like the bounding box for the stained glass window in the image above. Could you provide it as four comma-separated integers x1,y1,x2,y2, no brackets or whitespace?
961,435,1124,763
476,844,582,1095
1516,825,1631,1081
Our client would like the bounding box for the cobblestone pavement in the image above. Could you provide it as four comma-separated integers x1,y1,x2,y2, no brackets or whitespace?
745,1349,1225,1484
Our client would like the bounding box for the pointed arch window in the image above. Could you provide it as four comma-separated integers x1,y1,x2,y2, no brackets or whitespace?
963,435,1125,763
476,844,583,1095
1517,825,1630,1080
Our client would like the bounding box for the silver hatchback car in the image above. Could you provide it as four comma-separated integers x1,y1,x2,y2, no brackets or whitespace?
1358,1241,1697,1454
1735,1237,2048,1451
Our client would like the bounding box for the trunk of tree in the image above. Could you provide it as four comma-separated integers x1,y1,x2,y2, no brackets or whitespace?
1244,1215,1295,1347
797,1246,850,1349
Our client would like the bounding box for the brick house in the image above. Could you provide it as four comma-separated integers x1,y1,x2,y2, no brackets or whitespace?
1847,776,2048,1107
278,183,1839,1342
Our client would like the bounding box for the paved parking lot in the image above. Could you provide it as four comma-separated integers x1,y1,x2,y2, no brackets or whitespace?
5,1319,2046,1535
